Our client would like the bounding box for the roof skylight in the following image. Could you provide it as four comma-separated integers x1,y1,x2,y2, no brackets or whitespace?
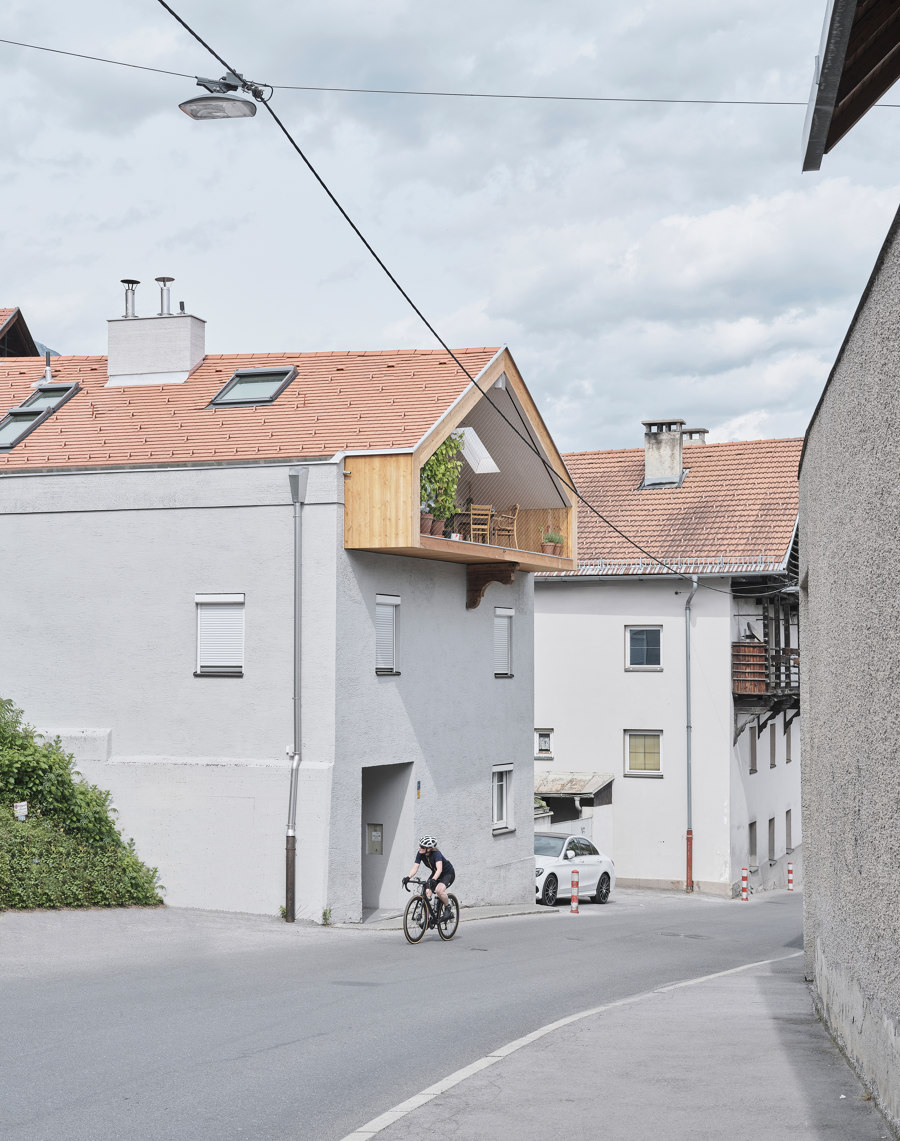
0,383,79,451
210,367,297,407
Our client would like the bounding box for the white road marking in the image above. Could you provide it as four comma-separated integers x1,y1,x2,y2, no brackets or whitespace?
339,950,803,1140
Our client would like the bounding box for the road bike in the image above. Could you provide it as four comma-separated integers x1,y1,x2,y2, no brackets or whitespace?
403,876,460,944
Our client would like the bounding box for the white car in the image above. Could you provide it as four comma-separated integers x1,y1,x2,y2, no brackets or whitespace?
534,831,615,906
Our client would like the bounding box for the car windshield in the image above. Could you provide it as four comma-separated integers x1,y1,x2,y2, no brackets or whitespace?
534,835,565,857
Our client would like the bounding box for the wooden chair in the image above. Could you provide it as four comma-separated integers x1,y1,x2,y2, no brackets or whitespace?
468,504,493,544
492,504,519,549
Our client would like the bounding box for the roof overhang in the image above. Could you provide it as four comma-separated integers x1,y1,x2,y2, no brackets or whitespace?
803,0,900,171
534,771,614,798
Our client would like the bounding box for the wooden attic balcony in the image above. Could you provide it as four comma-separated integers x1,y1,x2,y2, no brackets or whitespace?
343,452,576,573
732,641,800,697
342,349,577,575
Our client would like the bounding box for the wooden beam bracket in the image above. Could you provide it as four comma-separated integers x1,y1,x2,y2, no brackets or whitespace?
466,562,518,609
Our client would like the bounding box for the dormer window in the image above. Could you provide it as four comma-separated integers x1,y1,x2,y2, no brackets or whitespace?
209,367,296,407
0,383,79,450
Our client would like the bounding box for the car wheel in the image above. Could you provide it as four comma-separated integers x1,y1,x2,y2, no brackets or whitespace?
540,874,558,906
594,872,610,904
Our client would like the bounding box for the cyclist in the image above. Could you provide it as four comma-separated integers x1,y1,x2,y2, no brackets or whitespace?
403,836,455,917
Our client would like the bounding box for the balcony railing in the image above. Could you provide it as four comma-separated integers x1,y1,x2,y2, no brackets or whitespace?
732,642,799,696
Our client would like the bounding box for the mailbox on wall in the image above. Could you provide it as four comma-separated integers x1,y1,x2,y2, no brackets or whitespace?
366,823,383,855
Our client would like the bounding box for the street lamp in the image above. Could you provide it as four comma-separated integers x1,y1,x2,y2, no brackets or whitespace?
179,73,257,119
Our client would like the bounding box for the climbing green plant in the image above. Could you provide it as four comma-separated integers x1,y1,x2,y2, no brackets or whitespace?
420,432,465,521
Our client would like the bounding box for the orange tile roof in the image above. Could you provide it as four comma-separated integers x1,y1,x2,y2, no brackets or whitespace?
0,348,499,471
0,308,16,331
559,437,802,576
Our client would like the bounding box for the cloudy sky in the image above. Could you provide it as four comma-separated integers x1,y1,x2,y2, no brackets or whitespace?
4,1,900,451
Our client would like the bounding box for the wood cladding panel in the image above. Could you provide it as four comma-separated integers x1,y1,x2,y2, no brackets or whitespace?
344,454,414,549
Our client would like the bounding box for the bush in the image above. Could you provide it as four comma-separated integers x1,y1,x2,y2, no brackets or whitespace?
0,698,163,910
0,811,163,909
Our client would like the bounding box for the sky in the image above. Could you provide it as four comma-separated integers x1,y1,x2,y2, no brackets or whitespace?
4,0,900,452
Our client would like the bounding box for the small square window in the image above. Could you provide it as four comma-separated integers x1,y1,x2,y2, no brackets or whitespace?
535,729,553,755
626,626,662,669
195,594,245,676
625,731,662,776
209,368,296,407
375,594,400,674
492,765,514,830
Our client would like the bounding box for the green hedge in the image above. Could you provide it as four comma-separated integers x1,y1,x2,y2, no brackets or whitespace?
0,698,163,910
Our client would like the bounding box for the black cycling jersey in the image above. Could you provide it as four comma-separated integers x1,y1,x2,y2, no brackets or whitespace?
414,848,455,880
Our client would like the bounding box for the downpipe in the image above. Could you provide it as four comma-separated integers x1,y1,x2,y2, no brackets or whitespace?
285,467,309,922
684,575,699,893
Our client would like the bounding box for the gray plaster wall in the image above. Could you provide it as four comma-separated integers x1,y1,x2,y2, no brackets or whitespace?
799,208,900,1132
1,457,535,920
330,548,536,919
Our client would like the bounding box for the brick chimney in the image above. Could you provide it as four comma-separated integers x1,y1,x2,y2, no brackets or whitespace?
106,277,206,386
642,419,685,486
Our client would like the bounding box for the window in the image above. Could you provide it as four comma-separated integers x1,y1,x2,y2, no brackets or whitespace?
768,817,776,864
195,594,244,676
575,838,598,856
770,724,777,768
209,367,296,407
785,719,793,763
493,607,514,677
535,728,553,756
749,725,758,774
626,626,662,669
492,765,514,830
625,731,662,776
786,809,793,853
0,383,79,451
749,820,758,869
375,594,400,675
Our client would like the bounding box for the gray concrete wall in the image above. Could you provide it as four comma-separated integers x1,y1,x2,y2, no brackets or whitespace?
799,208,900,1133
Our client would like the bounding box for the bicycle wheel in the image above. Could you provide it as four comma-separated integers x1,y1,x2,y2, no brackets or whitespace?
437,894,460,941
403,896,428,944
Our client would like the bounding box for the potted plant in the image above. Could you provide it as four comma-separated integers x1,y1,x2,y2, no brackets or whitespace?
420,432,464,538
542,529,565,556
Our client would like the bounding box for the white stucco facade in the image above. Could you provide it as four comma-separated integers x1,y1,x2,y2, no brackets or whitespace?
534,575,801,895
1,458,535,919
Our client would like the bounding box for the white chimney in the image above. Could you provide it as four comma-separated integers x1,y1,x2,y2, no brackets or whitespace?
106,277,206,387
642,419,685,486
683,427,709,445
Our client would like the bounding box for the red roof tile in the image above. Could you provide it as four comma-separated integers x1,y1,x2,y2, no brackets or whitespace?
0,348,499,470
561,438,802,575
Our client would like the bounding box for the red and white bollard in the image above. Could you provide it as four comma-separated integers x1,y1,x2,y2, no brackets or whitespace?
570,868,579,913
787,862,794,892
741,867,749,902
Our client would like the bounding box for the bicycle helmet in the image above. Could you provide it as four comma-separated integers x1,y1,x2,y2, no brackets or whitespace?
418,835,438,849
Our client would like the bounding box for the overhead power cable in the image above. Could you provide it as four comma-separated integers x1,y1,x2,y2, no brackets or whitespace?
150,0,798,596
10,34,900,110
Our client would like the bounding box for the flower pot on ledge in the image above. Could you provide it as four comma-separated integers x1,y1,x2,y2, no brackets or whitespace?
420,513,434,535
431,516,447,536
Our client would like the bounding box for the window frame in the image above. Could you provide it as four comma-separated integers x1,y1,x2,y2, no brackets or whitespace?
493,607,514,678
624,730,663,777
375,594,401,676
208,366,297,408
0,382,79,451
194,593,245,677
535,728,553,756
492,764,514,832
625,625,663,671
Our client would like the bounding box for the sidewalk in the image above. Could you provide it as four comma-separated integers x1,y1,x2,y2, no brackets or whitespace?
343,946,894,1141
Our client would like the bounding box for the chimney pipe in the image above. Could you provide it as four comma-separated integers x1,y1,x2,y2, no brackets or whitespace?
43,351,53,384
642,419,686,486
156,276,174,316
121,279,140,319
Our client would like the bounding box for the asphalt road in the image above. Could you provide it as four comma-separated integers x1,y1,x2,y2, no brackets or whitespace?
0,889,804,1141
